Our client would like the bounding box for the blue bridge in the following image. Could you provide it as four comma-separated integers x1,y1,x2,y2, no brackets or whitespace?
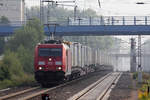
1,16,150,36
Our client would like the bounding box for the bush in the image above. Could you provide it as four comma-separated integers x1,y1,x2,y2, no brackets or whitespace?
5,18,44,52
0,16,10,25
10,74,35,86
133,72,138,80
0,50,36,89
0,18,44,89
17,45,34,73
0,79,13,89
0,50,24,81
0,74,35,89
0,37,5,55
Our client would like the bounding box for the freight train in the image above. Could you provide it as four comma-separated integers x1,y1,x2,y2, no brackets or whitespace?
34,40,112,86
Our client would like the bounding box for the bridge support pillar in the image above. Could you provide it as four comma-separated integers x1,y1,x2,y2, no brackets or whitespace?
130,38,136,72
137,35,142,83
145,16,147,25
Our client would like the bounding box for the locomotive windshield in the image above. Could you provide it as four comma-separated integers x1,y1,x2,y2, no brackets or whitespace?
39,48,62,57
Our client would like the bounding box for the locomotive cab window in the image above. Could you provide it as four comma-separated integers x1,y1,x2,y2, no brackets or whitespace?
39,48,62,57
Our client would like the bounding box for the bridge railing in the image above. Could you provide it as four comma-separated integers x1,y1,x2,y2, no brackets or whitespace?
0,21,26,26
68,16,150,26
44,16,150,26
1,16,150,26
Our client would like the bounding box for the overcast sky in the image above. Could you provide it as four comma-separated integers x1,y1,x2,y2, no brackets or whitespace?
77,0,150,16
26,0,150,16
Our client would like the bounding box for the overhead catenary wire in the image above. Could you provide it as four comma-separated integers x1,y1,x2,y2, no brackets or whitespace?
98,0,101,8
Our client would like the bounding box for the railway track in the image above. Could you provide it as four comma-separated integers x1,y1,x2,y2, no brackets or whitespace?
0,88,10,92
0,86,41,100
0,72,101,100
0,71,113,100
68,72,122,100
0,83,73,100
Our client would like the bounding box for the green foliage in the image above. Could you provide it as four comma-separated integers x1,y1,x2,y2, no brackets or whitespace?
27,6,99,21
17,45,34,73
0,51,24,81
0,63,11,80
133,72,138,79
6,26,37,51
0,18,43,89
26,18,44,42
26,6,40,19
0,37,5,54
0,50,35,89
5,18,44,52
0,16,10,25
0,79,13,89
0,74,35,89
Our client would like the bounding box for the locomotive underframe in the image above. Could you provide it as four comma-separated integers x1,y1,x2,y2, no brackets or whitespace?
35,71,65,84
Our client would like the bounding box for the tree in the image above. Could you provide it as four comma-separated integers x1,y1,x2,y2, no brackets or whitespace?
4,18,44,74
26,7,40,20
0,16,10,25
17,45,34,73
0,37,5,54
80,8,98,17
26,18,44,42
26,6,99,22
5,18,44,52
0,51,23,81
0,18,44,88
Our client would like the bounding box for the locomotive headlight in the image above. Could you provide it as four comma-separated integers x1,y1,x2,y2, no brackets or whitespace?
49,58,52,61
56,67,62,70
39,67,42,70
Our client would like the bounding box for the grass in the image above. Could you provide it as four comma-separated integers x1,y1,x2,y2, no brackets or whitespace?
137,72,150,100
0,74,36,89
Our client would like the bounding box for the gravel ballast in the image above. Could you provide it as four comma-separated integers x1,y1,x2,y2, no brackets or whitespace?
30,70,111,100
108,72,137,100
0,83,38,97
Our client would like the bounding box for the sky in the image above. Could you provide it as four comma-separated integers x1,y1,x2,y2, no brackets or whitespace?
77,0,150,16
26,0,150,16
98,0,150,16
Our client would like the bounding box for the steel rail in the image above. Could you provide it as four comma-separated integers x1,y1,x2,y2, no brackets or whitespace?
97,72,122,100
0,72,104,100
0,86,40,100
0,88,10,92
23,74,101,100
22,74,97,100
68,73,113,100
68,72,122,100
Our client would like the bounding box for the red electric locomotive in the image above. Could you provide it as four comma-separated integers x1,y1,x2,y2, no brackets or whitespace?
34,40,72,86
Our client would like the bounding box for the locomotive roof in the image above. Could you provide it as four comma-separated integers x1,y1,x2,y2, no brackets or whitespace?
37,43,69,48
